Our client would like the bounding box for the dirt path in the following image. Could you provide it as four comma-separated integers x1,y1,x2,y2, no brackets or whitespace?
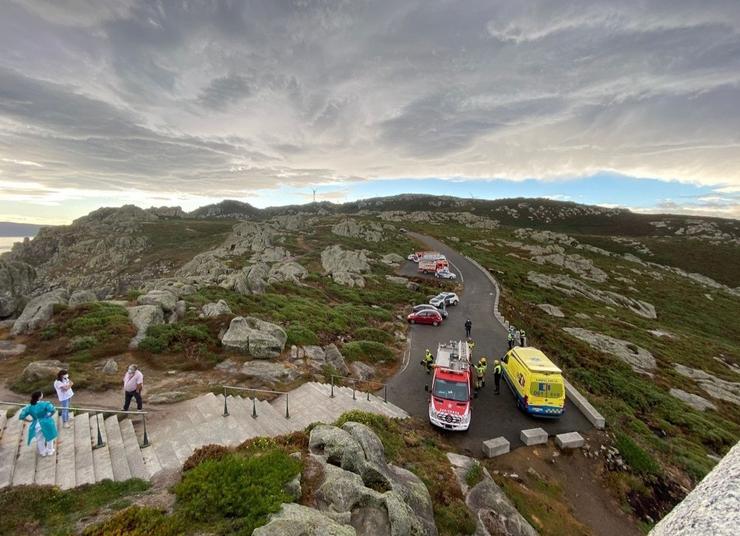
489,431,643,536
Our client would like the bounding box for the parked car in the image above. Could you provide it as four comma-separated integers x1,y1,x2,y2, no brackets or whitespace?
435,268,457,280
407,308,443,326
430,292,460,308
413,303,448,319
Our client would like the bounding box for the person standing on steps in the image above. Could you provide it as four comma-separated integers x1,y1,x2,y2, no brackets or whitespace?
493,360,503,394
464,318,472,338
18,391,57,457
53,369,74,428
520,330,527,347
123,364,144,411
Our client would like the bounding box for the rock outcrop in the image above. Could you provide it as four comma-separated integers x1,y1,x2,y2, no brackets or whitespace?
332,219,385,242
221,316,288,358
447,452,537,536
11,288,69,335
321,246,371,288
253,503,355,536
536,304,564,317
668,388,717,412
200,300,233,318
673,364,740,406
563,327,656,373
650,442,739,536
239,360,301,384
137,289,178,313
21,359,68,385
306,422,437,536
528,272,656,319
127,305,164,349
68,290,98,308
0,259,36,318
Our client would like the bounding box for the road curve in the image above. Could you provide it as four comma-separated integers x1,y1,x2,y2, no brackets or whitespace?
386,232,591,455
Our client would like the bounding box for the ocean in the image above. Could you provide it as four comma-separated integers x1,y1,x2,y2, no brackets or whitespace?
0,236,27,254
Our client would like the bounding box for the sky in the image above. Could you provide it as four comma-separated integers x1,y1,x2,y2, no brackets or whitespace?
1,0,739,225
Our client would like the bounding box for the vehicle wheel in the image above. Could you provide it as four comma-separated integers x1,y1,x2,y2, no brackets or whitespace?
410,319,415,324
433,321,440,326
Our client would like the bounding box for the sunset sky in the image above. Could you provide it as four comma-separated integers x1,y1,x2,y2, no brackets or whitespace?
1,0,739,224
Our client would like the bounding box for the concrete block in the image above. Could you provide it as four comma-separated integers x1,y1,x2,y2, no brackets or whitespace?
564,379,606,430
520,427,548,446
555,432,585,449
482,437,510,458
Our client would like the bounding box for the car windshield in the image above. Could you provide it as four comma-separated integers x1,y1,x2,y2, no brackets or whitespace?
433,378,469,402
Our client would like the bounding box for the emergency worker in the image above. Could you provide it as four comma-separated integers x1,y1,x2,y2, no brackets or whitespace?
493,360,503,394
422,348,434,374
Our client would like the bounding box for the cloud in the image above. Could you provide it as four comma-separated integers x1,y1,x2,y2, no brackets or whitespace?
0,0,739,219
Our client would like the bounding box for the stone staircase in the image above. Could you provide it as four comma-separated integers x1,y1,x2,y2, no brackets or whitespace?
0,381,407,489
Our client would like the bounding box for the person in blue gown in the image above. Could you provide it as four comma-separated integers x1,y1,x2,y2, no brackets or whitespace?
18,391,58,457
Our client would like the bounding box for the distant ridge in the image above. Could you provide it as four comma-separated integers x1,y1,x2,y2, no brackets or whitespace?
0,222,42,237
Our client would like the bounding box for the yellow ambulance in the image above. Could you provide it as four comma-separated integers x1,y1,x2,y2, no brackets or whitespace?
502,347,565,417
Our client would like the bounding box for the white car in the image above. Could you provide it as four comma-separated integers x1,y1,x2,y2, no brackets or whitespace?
435,269,457,280
430,292,460,308
407,253,419,262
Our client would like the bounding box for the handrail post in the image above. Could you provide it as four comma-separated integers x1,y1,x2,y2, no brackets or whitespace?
285,393,290,419
141,414,150,448
384,385,388,403
252,392,257,418
352,380,356,401
223,387,229,417
94,412,105,449
366,388,370,402
330,376,335,398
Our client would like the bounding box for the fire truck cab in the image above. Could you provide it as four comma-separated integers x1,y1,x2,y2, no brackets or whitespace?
426,340,473,431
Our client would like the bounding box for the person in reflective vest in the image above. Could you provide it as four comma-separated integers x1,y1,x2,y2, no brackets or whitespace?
474,358,486,391
422,349,434,374
507,332,514,349
478,357,488,387
493,360,503,395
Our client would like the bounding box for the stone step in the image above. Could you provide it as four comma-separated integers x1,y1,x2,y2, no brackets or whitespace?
0,416,22,488
73,413,95,487
119,418,148,480
228,396,278,438
12,421,38,486
151,431,181,472
34,414,59,486
104,415,131,481
89,413,114,482
55,413,76,489
189,396,243,447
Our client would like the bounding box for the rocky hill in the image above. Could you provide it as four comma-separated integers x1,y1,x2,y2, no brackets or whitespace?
0,195,738,534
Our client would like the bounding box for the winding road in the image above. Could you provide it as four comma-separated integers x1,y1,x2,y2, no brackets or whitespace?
386,232,591,455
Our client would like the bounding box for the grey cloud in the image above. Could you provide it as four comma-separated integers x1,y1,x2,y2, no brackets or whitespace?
1,0,740,207
197,74,252,110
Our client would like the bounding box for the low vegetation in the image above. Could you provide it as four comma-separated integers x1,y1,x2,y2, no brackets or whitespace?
0,479,150,536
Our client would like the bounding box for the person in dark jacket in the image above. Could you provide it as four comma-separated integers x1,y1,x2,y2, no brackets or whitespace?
493,360,503,394
464,319,472,338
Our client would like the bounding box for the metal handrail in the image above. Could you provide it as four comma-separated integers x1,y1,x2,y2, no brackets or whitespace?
221,385,290,420
329,375,388,403
0,400,150,448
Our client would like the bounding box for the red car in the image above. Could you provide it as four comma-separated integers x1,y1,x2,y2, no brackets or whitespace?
407,309,443,326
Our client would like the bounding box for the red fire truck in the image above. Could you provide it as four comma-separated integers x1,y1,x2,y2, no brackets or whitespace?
425,340,473,431
418,257,449,274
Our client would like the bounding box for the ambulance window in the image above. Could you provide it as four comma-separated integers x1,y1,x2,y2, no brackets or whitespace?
502,354,508,364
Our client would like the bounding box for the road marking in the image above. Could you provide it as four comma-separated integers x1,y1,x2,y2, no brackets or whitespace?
401,332,413,374
449,259,464,283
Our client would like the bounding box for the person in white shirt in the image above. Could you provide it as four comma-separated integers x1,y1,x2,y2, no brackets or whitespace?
53,369,74,428
122,364,144,411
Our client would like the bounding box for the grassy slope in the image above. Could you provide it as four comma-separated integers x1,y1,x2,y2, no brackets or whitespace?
410,221,740,525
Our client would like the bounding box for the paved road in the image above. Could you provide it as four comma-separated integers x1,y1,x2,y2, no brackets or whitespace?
387,232,591,456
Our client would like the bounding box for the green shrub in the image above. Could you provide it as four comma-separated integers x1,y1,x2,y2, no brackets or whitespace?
174,450,301,535
353,327,393,344
615,432,662,477
183,444,231,472
0,480,150,536
63,302,130,339
40,325,58,340
342,340,395,363
465,462,484,487
70,335,98,351
139,323,213,354
286,325,319,346
82,506,183,536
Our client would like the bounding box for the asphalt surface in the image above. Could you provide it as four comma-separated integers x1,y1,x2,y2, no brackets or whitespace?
387,232,592,456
